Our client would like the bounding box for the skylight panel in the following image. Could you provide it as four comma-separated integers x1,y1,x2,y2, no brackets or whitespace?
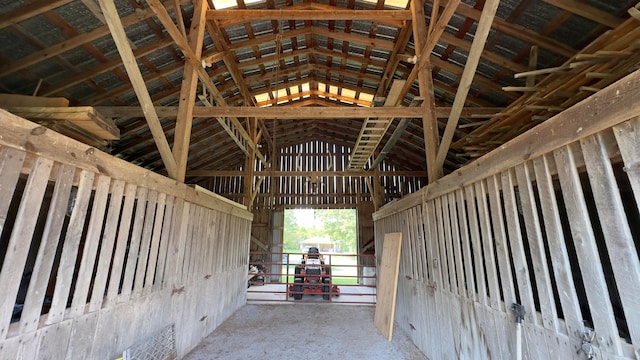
212,0,262,9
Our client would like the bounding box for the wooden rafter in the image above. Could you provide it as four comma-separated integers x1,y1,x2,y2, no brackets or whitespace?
434,0,500,172
97,0,177,178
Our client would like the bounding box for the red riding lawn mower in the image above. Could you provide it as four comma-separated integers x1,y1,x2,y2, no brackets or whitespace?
288,247,340,300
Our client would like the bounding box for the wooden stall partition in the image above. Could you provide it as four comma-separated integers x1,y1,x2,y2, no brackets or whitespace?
0,110,252,359
373,70,640,359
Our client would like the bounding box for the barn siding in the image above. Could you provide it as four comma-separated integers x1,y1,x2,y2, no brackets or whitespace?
0,109,252,359
374,71,640,359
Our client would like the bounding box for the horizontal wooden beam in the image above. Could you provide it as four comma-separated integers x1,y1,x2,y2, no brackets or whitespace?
96,106,504,119
188,170,428,177
207,9,411,21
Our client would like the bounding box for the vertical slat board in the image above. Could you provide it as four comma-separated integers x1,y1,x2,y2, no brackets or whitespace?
88,179,125,313
144,192,166,295
581,132,640,357
423,199,441,288
70,175,111,317
153,195,175,291
500,169,537,323
514,162,558,331
465,185,487,305
475,180,500,310
0,157,53,340
374,232,403,341
614,117,640,214
434,197,451,292
47,170,95,325
119,187,148,302
170,199,190,286
455,189,476,302
413,206,427,282
105,183,137,304
447,192,466,297
19,164,75,334
612,117,640,358
443,195,459,293
0,148,26,233
133,190,158,295
532,154,583,338
553,144,623,356
486,174,516,311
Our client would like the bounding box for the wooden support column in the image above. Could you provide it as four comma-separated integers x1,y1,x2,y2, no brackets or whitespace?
411,0,441,182
98,0,177,178
244,118,257,210
173,0,207,182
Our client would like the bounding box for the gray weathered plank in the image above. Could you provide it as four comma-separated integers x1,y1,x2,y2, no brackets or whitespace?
144,192,166,296
486,174,516,312
119,187,148,301
514,162,558,331
455,189,476,301
532,154,583,338
133,190,158,296
554,144,622,355
0,156,53,341
154,195,175,291
0,148,26,235
464,185,486,305
88,179,125,313
47,170,95,325
475,180,500,310
613,117,640,216
448,193,467,296
581,133,640,357
70,175,111,317
19,164,75,334
500,169,537,326
65,312,99,359
105,183,137,304
434,197,451,292
36,321,73,360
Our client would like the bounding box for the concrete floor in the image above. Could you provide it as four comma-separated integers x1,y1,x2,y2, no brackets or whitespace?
184,304,427,360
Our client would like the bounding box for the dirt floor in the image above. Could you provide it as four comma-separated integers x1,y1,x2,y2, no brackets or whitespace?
183,304,427,360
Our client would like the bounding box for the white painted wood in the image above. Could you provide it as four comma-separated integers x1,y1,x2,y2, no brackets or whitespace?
554,144,622,355
514,162,558,331
0,156,53,340
47,170,95,325
581,133,640,357
434,197,451,291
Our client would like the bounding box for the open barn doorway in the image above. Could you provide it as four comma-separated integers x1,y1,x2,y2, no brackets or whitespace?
247,209,376,304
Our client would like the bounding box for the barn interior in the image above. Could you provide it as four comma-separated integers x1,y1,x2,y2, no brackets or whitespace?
0,0,639,358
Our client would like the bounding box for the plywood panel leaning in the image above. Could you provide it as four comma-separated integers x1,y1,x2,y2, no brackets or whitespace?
374,232,403,341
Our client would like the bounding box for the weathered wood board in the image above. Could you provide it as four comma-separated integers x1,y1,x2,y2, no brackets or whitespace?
374,232,403,341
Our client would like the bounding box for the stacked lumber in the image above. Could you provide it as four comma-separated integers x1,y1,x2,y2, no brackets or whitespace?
454,10,640,157
0,94,120,147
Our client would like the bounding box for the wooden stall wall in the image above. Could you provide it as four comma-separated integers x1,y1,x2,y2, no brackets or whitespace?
0,110,252,359
374,70,640,359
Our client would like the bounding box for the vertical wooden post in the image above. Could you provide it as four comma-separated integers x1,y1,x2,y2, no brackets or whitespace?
411,0,441,182
244,117,257,210
173,0,207,182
